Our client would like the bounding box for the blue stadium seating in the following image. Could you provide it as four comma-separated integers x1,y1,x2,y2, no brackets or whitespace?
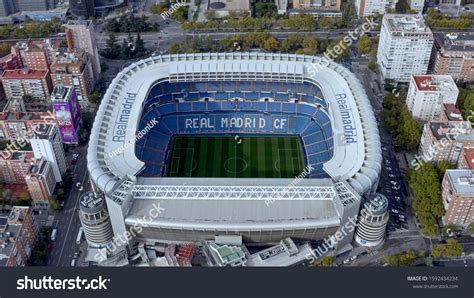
135,80,333,177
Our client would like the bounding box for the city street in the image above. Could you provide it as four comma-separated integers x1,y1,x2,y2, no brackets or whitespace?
46,144,91,267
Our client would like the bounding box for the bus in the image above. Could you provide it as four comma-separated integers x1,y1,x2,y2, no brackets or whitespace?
51,228,57,241
76,227,84,244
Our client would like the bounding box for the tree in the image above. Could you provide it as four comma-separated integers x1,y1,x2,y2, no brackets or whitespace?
204,10,216,20
319,17,332,28
0,43,10,57
49,196,60,211
383,250,417,267
101,33,121,59
302,37,319,54
368,60,377,72
262,36,279,52
430,240,463,258
357,35,372,54
311,256,333,267
436,161,452,180
134,33,147,57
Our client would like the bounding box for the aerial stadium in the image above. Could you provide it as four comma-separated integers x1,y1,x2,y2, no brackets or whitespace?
87,53,381,256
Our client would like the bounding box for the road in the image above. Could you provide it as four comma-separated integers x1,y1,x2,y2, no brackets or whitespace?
46,144,91,267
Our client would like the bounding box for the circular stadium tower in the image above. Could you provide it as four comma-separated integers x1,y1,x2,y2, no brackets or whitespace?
355,193,389,247
87,53,381,252
79,192,114,247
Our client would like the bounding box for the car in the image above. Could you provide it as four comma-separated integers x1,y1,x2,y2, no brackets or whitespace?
386,167,392,171
392,185,400,190
60,201,65,209
388,174,396,178
390,209,399,214
390,181,398,185
74,251,80,258
71,259,76,267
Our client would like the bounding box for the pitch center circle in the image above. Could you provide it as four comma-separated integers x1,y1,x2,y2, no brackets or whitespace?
224,157,248,174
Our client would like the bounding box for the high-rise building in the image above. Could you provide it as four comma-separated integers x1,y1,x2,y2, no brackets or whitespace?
51,85,82,144
430,33,474,83
408,0,424,13
0,151,34,184
406,75,459,121
19,41,50,71
355,193,389,247
0,0,58,17
25,157,56,209
78,192,114,248
0,206,39,267
1,69,53,101
30,124,67,182
441,169,474,227
419,121,474,164
354,0,397,17
0,111,56,141
65,20,101,84
377,14,434,82
69,0,95,19
50,49,94,105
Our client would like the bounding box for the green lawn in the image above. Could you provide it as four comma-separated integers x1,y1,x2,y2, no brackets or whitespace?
166,136,305,178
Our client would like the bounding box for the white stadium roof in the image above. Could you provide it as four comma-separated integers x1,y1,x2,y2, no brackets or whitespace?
87,52,381,197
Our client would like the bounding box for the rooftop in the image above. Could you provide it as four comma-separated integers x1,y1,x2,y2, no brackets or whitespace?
434,32,474,53
385,14,432,35
429,121,473,141
442,104,464,121
461,146,474,169
51,85,73,102
446,169,474,196
2,68,49,80
412,75,458,92
33,124,54,139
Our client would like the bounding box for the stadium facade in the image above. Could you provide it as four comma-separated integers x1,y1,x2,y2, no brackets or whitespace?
87,53,381,259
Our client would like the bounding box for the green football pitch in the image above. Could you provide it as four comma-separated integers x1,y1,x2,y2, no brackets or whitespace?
166,136,305,178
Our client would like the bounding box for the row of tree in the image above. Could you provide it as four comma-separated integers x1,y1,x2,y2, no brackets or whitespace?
426,8,472,29
100,33,147,60
105,15,159,33
381,92,421,150
430,239,464,259
167,32,350,60
0,19,64,39
408,162,449,236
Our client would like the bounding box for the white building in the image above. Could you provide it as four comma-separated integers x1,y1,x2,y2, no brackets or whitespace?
377,14,434,82
408,0,425,13
355,0,398,17
30,124,67,182
406,75,459,121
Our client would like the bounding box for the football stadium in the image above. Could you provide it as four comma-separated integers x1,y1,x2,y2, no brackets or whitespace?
87,53,381,252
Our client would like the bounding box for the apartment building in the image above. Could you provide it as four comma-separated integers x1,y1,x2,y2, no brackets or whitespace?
377,14,434,82
431,33,474,83
406,75,459,121
0,206,39,267
291,0,342,16
419,121,474,164
30,124,66,182
408,0,424,13
439,104,463,122
25,157,56,209
441,169,474,227
0,111,56,141
355,0,397,17
0,151,34,184
1,69,53,101
50,49,94,104
65,20,101,83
